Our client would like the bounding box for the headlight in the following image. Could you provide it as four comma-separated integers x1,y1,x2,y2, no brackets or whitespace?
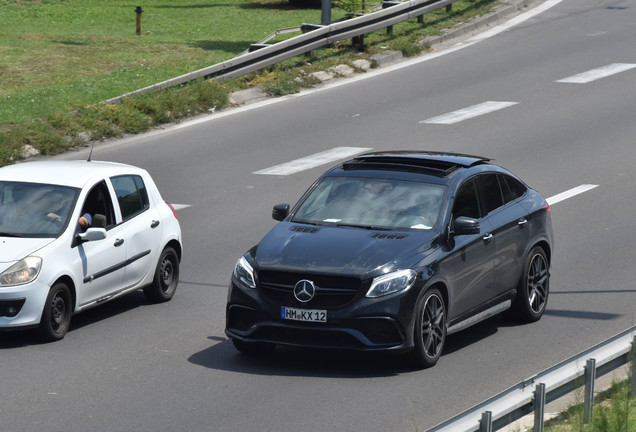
366,269,416,298
233,256,256,289
0,256,42,287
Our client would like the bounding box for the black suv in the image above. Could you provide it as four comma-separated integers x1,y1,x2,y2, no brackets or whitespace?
226,151,553,368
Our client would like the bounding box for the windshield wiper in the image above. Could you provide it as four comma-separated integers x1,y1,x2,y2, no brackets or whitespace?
334,223,392,231
0,232,19,237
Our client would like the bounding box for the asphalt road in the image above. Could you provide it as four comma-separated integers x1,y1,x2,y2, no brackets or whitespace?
2,0,636,431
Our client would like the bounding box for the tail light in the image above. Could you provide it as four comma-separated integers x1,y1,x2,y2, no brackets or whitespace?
166,202,178,219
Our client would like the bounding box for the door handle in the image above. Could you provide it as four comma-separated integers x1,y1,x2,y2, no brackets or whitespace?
518,218,528,228
482,233,493,243
151,220,160,228
114,238,124,247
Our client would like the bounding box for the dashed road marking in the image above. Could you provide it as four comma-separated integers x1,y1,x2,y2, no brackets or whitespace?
254,146,372,176
171,204,191,210
556,63,636,84
420,101,519,125
546,184,598,205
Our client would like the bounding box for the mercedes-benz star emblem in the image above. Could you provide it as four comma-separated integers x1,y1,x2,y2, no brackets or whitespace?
293,279,316,303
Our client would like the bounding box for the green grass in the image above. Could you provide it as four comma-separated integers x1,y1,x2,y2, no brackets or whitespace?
544,377,636,432
1,0,349,124
0,0,502,166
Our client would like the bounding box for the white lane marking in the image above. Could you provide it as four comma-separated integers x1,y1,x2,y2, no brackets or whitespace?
420,101,518,125
171,204,191,210
465,0,564,44
155,1,564,134
556,63,636,84
254,146,372,176
546,184,598,205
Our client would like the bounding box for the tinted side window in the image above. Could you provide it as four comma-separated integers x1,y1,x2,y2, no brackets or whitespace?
111,175,150,221
501,175,527,201
475,174,504,215
453,179,480,219
133,176,149,209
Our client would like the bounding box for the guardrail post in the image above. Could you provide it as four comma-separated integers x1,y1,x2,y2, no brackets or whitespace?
446,4,452,12
382,1,400,34
534,383,546,432
631,336,636,397
321,0,331,25
352,34,365,50
584,358,596,424
479,411,492,432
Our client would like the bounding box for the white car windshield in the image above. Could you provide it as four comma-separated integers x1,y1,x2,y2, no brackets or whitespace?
0,181,79,237
292,177,445,230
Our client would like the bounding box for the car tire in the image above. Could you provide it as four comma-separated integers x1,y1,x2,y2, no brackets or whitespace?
508,246,549,323
232,339,276,355
37,282,72,342
409,288,446,369
144,246,179,303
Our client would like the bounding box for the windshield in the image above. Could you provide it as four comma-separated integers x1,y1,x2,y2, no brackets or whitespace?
292,177,445,230
0,181,79,237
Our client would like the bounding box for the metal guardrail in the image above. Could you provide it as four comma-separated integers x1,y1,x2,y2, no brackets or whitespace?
105,0,458,103
426,326,636,432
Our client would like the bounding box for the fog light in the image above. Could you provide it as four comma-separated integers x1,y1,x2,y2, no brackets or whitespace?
1,299,25,317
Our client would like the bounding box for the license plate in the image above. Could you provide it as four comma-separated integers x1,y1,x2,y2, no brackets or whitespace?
281,307,327,323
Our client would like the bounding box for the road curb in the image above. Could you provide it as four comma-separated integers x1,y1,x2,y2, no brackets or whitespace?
229,0,548,106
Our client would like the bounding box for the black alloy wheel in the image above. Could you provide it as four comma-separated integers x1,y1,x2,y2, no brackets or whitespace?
410,288,446,368
510,246,549,323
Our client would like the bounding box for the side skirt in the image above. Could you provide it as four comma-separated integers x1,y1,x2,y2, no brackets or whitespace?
446,300,511,335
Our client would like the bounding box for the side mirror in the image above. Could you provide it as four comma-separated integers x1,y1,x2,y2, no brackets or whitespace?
78,227,107,242
453,216,480,236
272,203,290,221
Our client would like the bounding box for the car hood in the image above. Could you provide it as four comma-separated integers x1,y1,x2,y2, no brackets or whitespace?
0,237,53,268
253,222,437,279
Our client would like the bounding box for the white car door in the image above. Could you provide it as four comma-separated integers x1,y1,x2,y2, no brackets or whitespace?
73,181,128,307
110,174,163,289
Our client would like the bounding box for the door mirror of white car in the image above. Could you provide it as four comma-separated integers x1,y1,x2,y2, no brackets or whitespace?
78,227,107,242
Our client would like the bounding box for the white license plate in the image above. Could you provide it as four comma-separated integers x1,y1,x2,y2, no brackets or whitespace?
281,307,327,323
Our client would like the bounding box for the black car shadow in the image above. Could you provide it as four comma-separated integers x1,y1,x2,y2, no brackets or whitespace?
189,336,410,378
188,315,517,378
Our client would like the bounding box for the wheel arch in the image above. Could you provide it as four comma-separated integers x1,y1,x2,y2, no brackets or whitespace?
532,239,552,265
165,239,182,262
423,280,449,313
53,275,77,312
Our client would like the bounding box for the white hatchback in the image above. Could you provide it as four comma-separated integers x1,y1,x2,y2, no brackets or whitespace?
0,160,182,341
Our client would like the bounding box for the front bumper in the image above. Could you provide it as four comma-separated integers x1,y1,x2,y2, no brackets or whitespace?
225,278,419,352
0,280,49,330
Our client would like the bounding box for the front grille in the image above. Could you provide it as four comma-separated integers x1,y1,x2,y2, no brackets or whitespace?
259,270,362,308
